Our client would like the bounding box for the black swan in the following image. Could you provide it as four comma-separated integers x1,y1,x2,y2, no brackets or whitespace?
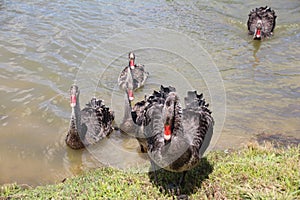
131,85,214,185
66,84,114,149
247,6,276,40
118,52,149,101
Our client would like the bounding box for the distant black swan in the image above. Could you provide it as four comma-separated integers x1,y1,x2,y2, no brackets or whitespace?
118,52,149,101
66,84,114,149
131,85,214,185
247,6,276,40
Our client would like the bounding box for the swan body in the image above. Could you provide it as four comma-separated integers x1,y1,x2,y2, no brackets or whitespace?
66,84,114,149
118,52,149,101
247,6,276,39
131,85,214,181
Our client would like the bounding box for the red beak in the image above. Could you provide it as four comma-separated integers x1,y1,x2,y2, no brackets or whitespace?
164,125,171,141
128,90,134,101
255,29,261,38
70,94,76,107
129,59,134,69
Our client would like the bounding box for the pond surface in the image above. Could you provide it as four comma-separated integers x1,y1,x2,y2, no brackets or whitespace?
0,0,299,186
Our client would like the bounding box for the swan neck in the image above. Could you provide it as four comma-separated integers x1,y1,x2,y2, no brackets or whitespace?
123,93,132,119
70,100,81,133
171,101,183,135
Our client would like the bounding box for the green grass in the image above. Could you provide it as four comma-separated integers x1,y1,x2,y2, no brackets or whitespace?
1,142,299,200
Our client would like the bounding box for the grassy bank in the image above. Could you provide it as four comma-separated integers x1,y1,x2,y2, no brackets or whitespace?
1,142,299,199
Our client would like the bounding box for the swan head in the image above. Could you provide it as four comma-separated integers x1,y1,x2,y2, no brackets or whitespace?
70,84,79,108
254,19,263,40
128,52,135,69
163,92,178,141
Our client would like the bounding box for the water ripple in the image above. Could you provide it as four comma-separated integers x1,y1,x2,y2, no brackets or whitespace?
0,0,299,186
